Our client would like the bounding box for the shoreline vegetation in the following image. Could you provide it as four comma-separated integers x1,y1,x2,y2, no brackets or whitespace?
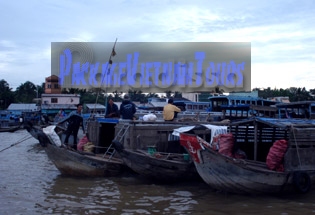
1,79,315,110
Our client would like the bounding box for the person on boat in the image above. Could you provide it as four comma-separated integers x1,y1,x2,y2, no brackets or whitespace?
57,109,66,118
57,103,85,149
55,109,66,122
163,98,181,121
105,98,120,118
120,94,136,120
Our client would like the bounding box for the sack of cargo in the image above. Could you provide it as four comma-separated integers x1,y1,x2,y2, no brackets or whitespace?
77,135,89,151
83,142,94,153
218,133,234,157
43,125,62,147
266,139,288,172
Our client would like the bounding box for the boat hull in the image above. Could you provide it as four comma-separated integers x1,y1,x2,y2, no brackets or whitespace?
45,144,124,177
113,141,199,182
180,133,315,194
0,125,21,132
24,122,125,177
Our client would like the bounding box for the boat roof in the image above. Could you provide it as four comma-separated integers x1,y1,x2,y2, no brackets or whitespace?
232,117,315,128
7,103,38,111
276,101,315,108
256,117,315,128
208,95,273,101
41,104,77,110
85,103,106,109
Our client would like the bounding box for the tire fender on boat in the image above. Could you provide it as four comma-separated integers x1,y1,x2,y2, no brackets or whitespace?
293,171,311,194
112,140,124,152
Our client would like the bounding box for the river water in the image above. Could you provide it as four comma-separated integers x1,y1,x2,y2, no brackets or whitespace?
1,129,315,215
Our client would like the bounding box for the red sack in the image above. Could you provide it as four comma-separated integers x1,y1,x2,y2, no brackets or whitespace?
266,139,288,172
218,133,234,157
77,135,89,151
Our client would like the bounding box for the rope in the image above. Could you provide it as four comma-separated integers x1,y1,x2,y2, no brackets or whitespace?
292,125,302,169
0,134,34,153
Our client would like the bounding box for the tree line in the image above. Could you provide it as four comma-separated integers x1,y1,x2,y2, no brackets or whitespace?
0,79,184,110
0,79,314,110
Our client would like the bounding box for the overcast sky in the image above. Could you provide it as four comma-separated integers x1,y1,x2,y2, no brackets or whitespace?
0,0,314,90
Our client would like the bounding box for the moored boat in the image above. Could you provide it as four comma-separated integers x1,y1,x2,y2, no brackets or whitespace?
179,117,315,194
0,119,22,132
24,122,125,177
0,124,21,132
110,120,229,183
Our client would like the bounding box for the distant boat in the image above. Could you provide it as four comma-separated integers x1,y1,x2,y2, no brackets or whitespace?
208,94,279,120
0,124,21,132
179,117,315,194
0,115,22,132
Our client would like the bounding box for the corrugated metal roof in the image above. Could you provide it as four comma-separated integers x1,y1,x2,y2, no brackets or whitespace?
256,117,315,128
41,93,80,97
85,104,105,109
276,101,315,108
41,104,77,110
229,117,315,129
7,103,38,111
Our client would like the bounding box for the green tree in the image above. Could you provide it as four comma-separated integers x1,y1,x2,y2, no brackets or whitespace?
0,79,15,109
288,87,312,102
173,91,183,98
127,89,146,103
165,90,172,98
14,81,37,103
111,90,123,102
146,92,159,99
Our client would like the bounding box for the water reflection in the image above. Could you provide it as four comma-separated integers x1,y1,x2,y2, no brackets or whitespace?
41,175,207,214
1,130,315,215
39,174,315,215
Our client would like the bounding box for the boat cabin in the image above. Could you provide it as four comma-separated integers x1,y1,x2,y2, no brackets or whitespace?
275,101,315,119
86,119,227,154
228,117,315,171
183,102,210,112
208,95,278,120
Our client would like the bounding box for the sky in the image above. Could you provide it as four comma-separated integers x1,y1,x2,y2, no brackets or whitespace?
0,0,315,91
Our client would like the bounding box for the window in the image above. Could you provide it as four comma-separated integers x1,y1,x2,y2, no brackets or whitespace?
51,98,58,103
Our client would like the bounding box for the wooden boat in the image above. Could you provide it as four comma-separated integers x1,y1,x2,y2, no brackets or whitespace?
0,124,21,132
42,143,123,177
24,122,125,177
208,94,279,120
0,119,21,132
179,117,315,194
109,120,229,183
250,101,315,119
112,139,198,182
275,101,315,119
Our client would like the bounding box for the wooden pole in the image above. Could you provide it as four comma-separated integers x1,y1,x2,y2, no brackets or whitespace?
254,120,257,161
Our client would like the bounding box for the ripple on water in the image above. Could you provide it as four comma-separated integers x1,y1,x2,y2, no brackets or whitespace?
1,130,315,215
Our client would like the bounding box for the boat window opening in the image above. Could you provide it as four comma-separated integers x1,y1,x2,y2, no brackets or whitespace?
310,106,315,119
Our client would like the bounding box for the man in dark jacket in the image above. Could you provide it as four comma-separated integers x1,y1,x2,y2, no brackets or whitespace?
105,98,119,118
120,94,136,120
58,104,85,149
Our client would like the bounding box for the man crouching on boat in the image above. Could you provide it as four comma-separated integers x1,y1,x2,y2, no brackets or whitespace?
57,104,85,149
163,98,181,121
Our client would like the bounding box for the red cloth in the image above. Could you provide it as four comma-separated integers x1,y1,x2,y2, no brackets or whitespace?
77,135,89,151
266,139,288,172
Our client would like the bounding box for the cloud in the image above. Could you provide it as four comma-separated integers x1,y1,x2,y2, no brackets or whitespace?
0,0,315,90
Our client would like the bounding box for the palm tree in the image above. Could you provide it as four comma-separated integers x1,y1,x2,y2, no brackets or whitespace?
0,79,14,109
15,81,37,103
